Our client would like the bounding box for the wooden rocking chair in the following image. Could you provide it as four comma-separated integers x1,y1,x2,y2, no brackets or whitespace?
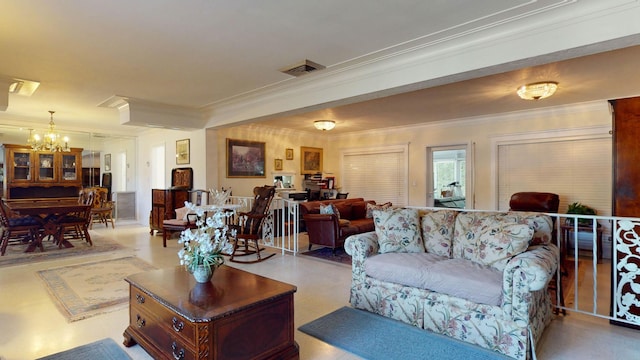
229,185,276,263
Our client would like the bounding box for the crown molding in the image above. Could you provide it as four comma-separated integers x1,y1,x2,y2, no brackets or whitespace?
202,0,640,130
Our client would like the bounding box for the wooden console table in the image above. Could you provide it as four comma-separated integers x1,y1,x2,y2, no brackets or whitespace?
123,266,299,360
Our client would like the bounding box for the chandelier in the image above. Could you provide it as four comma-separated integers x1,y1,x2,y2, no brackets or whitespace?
314,120,336,131
516,81,558,100
27,111,70,152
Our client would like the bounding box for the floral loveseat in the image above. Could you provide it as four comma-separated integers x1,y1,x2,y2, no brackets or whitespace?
344,208,559,360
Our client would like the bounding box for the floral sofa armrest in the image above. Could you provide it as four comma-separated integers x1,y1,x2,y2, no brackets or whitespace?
344,231,379,283
501,243,559,319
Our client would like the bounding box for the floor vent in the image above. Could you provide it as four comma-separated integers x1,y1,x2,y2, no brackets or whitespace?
280,59,325,77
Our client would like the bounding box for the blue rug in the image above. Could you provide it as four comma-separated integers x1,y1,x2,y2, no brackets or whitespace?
37,338,131,360
299,307,511,360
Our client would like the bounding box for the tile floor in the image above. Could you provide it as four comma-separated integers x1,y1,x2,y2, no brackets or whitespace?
0,223,638,359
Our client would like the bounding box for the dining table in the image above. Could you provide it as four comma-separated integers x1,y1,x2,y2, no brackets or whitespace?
5,199,92,252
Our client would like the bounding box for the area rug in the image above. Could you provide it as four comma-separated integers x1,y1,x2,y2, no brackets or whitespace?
300,246,351,266
36,338,131,360
299,306,511,360
0,232,124,268
37,256,156,322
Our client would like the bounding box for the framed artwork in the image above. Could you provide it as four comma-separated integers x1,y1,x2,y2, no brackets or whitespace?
274,158,283,171
226,138,266,178
285,148,294,160
104,154,111,171
176,139,190,165
300,146,323,174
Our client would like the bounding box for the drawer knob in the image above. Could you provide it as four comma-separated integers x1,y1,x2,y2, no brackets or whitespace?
136,314,146,328
171,341,185,360
135,294,145,304
172,317,184,332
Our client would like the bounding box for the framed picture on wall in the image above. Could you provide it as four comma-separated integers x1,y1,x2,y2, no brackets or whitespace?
226,138,266,178
176,139,190,165
104,154,111,171
300,146,323,174
274,158,283,171
285,148,294,160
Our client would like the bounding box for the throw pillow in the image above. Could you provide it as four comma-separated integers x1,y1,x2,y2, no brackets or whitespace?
319,203,340,219
420,209,457,257
174,206,190,221
366,202,392,218
373,207,424,253
474,223,534,271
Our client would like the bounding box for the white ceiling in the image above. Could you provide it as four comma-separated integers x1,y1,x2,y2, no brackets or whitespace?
1,1,640,137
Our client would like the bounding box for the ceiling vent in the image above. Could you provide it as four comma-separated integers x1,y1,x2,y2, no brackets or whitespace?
280,59,325,77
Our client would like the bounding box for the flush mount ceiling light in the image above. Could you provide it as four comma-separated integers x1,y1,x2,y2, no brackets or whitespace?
516,81,558,100
314,120,335,131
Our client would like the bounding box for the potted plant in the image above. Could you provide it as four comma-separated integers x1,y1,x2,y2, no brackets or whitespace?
178,203,234,283
566,202,597,227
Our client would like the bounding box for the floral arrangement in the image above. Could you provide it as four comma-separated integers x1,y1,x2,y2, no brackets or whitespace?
178,202,234,273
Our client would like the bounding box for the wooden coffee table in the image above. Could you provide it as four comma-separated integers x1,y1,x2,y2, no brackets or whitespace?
123,265,299,360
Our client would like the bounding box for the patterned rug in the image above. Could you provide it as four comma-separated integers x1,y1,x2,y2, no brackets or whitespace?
37,257,156,322
0,232,124,268
300,246,352,266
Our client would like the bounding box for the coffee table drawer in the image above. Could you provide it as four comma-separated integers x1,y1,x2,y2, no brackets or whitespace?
130,304,197,360
131,288,196,345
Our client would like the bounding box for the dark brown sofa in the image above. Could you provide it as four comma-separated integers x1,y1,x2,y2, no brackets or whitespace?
300,198,376,252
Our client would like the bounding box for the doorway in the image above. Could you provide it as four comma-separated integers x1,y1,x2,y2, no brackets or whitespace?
426,144,471,208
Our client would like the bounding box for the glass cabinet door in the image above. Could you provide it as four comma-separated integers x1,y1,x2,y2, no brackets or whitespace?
61,153,78,181
36,153,56,182
11,150,32,182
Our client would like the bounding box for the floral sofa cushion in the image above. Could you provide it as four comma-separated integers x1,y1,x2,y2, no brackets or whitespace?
474,223,533,271
452,212,534,271
503,211,554,245
373,207,424,253
366,202,392,218
419,209,457,257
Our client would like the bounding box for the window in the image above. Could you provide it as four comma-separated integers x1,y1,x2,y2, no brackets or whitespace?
341,145,408,206
496,133,611,215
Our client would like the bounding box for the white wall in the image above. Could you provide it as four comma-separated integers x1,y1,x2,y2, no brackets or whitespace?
132,100,612,225
136,128,207,225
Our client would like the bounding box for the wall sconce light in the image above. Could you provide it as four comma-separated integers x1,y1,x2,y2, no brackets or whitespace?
314,120,336,131
517,81,558,100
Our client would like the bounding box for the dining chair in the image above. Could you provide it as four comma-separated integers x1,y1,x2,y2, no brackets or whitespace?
89,187,115,229
59,190,94,246
228,185,276,263
0,200,42,255
336,192,349,199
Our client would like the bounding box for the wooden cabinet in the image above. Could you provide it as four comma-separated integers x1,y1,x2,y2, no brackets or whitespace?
123,266,298,360
610,96,640,328
2,144,82,199
150,188,189,234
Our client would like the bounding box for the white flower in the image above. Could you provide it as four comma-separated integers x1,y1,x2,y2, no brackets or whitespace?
177,202,235,273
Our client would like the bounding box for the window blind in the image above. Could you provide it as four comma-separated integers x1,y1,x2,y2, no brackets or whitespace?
497,137,612,215
342,146,408,206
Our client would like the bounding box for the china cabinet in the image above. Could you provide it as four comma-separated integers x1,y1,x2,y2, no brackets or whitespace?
2,144,83,199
